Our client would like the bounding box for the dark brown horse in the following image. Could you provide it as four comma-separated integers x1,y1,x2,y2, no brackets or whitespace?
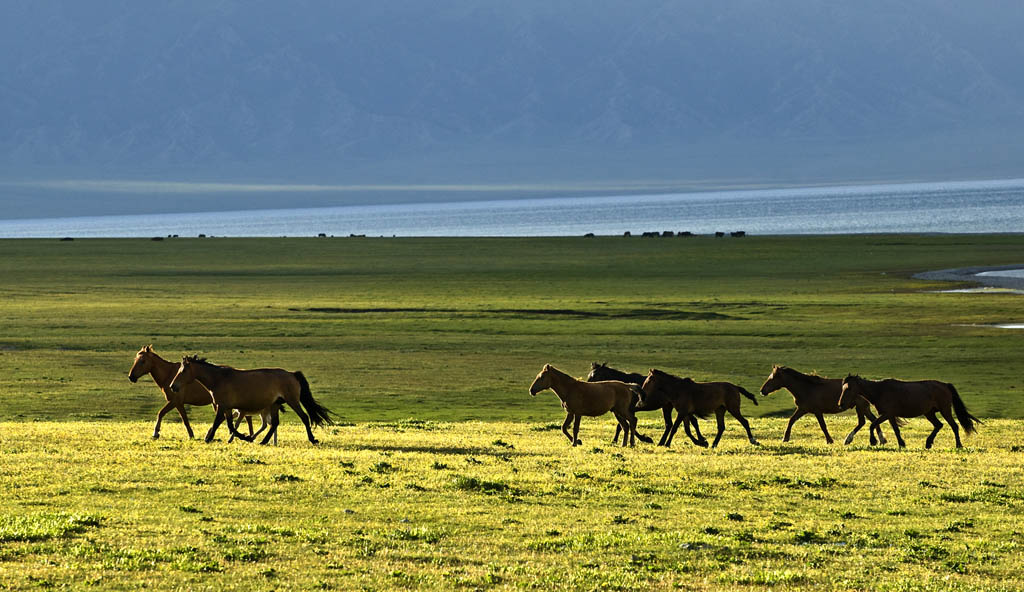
128,345,253,439
640,369,760,448
839,375,980,448
530,364,641,447
587,362,700,446
760,365,887,445
170,355,336,445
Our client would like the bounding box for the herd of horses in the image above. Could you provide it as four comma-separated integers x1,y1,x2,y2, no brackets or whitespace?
529,362,981,449
128,345,980,450
128,346,335,445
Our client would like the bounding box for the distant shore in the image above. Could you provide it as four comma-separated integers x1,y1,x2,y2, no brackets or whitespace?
914,264,1024,290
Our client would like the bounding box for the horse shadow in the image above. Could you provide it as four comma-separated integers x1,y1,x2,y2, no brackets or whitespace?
332,442,542,457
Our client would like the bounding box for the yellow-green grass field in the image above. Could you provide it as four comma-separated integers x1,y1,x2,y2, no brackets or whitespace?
1,420,1022,591
1,235,1023,590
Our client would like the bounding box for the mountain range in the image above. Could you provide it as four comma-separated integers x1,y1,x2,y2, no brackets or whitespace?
3,1,1024,217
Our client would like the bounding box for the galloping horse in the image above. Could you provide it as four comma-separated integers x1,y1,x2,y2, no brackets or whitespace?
587,362,699,446
760,365,887,445
839,375,980,448
641,369,760,448
128,345,252,439
170,355,336,445
530,364,642,447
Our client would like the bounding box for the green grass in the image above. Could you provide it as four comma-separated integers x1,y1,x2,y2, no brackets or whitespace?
1,235,1022,421
2,235,1024,590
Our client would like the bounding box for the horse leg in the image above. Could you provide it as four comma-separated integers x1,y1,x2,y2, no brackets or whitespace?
612,411,632,447
887,417,906,448
561,412,575,444
689,417,708,446
734,411,759,445
844,409,866,445
862,408,888,445
175,404,195,439
710,408,727,448
228,413,241,443
204,407,227,443
666,413,686,447
924,411,943,449
284,399,318,444
225,407,256,443
814,413,834,444
260,410,280,446
657,407,673,446
679,415,703,447
571,414,582,447
612,422,622,445
246,416,255,438
153,401,175,439
783,409,807,442
938,406,963,448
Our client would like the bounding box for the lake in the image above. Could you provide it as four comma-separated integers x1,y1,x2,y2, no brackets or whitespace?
1,178,1023,237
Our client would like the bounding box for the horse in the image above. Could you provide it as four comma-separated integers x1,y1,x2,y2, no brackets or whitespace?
839,374,980,448
587,362,701,447
640,369,760,448
760,365,887,445
169,355,336,445
128,345,253,439
529,364,642,447
229,404,286,445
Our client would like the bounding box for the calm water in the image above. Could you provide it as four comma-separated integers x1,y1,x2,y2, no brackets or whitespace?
2,178,1023,237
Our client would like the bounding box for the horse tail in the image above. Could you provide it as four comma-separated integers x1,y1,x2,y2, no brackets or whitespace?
738,386,758,405
948,383,980,434
295,372,336,428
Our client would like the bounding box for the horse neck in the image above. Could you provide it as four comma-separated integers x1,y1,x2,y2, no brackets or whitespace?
545,367,579,398
596,368,640,384
147,354,180,388
192,362,226,392
852,378,879,402
780,368,820,390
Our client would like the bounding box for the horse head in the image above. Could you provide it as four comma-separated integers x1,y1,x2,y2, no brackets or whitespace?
838,374,863,406
760,365,785,396
128,345,155,383
170,355,203,393
529,364,553,396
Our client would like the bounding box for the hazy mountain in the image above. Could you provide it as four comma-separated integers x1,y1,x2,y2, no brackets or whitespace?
2,1,1024,216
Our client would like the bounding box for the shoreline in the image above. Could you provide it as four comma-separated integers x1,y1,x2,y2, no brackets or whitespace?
914,264,1024,291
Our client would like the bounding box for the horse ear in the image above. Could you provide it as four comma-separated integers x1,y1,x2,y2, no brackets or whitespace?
144,344,152,352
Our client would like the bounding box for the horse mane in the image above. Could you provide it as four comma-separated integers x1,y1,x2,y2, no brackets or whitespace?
650,368,687,384
591,363,643,383
780,366,829,384
183,354,208,364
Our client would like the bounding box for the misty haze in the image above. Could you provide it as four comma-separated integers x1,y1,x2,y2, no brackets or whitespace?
2,1,1024,223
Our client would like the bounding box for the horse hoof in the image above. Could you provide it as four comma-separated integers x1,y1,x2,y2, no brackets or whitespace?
751,440,761,446
697,441,709,448
152,433,160,440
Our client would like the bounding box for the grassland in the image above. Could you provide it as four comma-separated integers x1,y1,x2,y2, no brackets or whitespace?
1,235,1023,590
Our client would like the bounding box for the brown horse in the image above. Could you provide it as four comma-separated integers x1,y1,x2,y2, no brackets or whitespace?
640,369,760,448
529,364,641,447
760,365,887,445
128,345,253,439
170,355,336,445
839,375,980,448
